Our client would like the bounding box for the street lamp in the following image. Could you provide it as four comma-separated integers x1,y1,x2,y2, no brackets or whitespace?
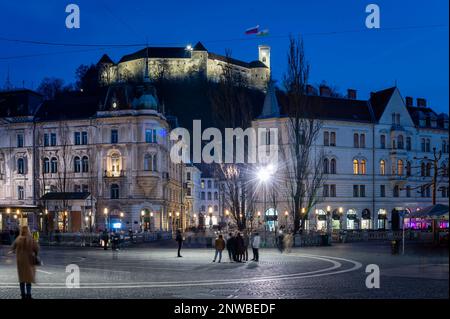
150,212,154,231
256,164,276,235
88,210,92,232
284,210,289,228
104,208,108,232
141,210,145,232
208,206,213,229
6,208,11,230
338,207,344,230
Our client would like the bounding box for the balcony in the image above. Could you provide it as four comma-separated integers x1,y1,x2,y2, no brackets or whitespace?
103,170,125,178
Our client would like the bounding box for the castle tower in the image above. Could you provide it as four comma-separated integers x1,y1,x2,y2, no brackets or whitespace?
258,45,271,69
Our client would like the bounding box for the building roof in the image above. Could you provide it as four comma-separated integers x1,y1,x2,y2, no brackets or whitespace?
369,86,396,121
40,192,91,200
208,52,258,69
193,41,207,51
118,47,191,63
97,54,114,65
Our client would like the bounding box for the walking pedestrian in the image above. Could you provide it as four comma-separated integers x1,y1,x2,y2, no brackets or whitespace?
251,232,261,262
9,226,39,299
213,234,225,263
277,227,284,253
226,233,235,262
175,229,184,257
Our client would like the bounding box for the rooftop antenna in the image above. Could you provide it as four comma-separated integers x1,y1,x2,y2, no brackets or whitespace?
144,36,150,83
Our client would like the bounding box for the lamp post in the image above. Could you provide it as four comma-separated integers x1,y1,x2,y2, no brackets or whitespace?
338,207,344,230
176,211,180,230
150,212,154,231
284,211,289,229
6,208,11,231
208,206,213,229
193,213,197,228
141,210,145,232
120,212,124,231
168,212,173,232
256,164,276,237
16,209,22,227
104,208,108,232
326,205,331,235
88,210,92,232
225,209,229,232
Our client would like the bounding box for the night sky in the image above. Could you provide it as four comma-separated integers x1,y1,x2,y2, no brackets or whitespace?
0,0,448,113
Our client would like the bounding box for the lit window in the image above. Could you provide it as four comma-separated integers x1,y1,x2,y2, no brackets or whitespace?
353,159,359,175
380,160,385,175
360,160,366,175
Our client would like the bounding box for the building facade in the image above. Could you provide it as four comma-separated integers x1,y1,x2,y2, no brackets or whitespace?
252,84,449,231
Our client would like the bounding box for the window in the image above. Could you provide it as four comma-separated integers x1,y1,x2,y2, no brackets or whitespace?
353,133,359,148
214,181,218,188
353,159,359,175
360,160,366,175
82,156,89,172
186,172,191,181
323,185,329,197
406,161,411,176
51,157,58,173
43,158,50,174
442,140,449,154
74,185,81,193
353,185,359,197
421,138,425,152
360,134,366,148
207,180,212,188
144,154,151,171
44,133,49,147
425,185,431,197
201,180,205,189
17,134,24,148
398,135,404,149
380,160,386,175
82,184,89,193
152,155,157,171
110,184,119,199
17,158,25,174
187,187,192,196
396,113,400,125
330,132,336,146
111,153,121,175
421,162,426,177
393,185,400,197
397,160,404,176
406,186,411,198
324,132,329,146
392,113,396,125
330,184,336,197
406,137,411,151
426,163,431,177
207,192,212,200
392,138,396,149
74,132,81,145
380,185,386,197
111,129,118,144
360,185,366,197
74,156,81,173
330,159,336,174
81,132,88,145
380,135,386,149
18,186,24,200
425,139,431,152
49,133,56,146
145,129,157,143
214,205,218,212
214,192,218,200
201,205,205,212
323,158,329,174
442,163,448,177
201,192,205,200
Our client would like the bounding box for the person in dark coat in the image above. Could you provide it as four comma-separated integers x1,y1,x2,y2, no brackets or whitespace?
226,233,235,262
235,233,245,262
175,229,184,257
102,230,109,250
243,232,250,261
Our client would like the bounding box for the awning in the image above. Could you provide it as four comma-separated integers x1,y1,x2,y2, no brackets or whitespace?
408,204,449,220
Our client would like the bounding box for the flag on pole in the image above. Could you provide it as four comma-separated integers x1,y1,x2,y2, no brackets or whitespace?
245,25,259,35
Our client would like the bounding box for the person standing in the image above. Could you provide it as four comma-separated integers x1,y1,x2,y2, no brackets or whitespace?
243,232,250,262
226,233,235,262
236,233,245,262
213,234,225,263
32,230,39,244
252,232,261,262
102,229,109,250
175,229,184,257
9,226,39,299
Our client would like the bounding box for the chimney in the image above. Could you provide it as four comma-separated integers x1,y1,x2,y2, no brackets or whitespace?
405,96,413,107
347,89,357,100
417,98,427,108
306,84,316,95
319,85,331,97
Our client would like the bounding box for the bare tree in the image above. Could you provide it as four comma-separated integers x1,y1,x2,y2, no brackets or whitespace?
55,121,71,232
281,36,326,234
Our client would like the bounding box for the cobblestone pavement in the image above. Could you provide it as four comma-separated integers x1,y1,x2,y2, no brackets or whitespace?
0,241,448,299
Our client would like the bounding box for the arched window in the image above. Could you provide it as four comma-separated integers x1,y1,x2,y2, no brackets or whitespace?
421,138,425,152
110,184,119,199
330,159,336,174
398,135,404,149
426,163,431,177
323,132,329,146
323,158,329,174
406,161,411,176
111,153,121,176
207,192,212,200
421,162,426,176
353,159,359,175
214,205,218,212
425,139,431,152
43,158,50,174
74,156,81,173
360,160,366,175
380,160,385,175
144,154,151,171
397,160,404,176
330,132,336,146
82,156,89,172
201,205,205,212
393,185,400,197
50,157,58,173
152,154,157,172
214,192,218,200
359,134,366,148
17,158,25,174
353,134,359,148
406,137,411,151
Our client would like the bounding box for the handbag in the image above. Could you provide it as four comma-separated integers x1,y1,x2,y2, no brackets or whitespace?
33,254,43,266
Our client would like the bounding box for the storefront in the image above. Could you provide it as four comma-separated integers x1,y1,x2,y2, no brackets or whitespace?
361,209,371,230
0,205,40,231
377,209,387,229
316,209,327,231
346,209,357,230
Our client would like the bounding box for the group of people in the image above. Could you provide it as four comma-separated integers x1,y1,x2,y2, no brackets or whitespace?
214,231,261,263
100,230,121,251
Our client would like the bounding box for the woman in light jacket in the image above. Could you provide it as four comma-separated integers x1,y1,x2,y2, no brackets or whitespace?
10,226,39,299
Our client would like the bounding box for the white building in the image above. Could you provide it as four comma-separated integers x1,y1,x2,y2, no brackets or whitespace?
252,84,449,231
198,176,221,227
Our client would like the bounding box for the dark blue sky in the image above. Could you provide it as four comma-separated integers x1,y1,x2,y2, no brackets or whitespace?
0,0,448,113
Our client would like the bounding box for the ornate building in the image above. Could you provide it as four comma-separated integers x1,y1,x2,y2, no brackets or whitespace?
97,42,271,90
0,72,185,232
